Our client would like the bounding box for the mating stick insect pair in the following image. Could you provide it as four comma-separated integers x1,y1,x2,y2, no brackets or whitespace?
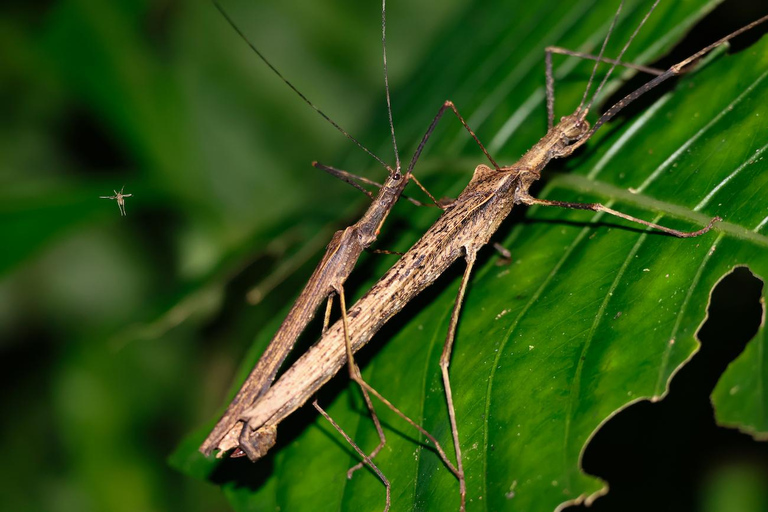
200,0,768,509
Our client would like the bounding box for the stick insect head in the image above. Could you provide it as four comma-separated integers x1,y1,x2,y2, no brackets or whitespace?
552,0,661,157
550,112,591,158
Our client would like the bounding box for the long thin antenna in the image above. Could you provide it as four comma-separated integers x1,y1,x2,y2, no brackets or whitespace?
584,11,768,142
213,0,393,173
585,0,661,114
577,1,625,115
382,0,402,175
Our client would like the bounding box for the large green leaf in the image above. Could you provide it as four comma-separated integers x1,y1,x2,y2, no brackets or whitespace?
174,0,768,510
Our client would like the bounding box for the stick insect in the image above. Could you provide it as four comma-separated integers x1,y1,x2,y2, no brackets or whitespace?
200,0,487,461
227,2,768,509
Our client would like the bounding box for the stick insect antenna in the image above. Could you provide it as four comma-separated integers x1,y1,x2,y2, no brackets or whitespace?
585,11,768,141
213,0,394,174
577,0,625,116
381,0,402,176
584,0,661,115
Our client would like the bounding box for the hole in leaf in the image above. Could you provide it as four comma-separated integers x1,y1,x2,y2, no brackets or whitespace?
566,266,767,512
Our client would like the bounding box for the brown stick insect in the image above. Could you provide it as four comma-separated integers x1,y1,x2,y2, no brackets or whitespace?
224,2,768,509
200,0,487,465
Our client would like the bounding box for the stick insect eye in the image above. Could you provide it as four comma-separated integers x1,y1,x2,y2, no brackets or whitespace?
564,118,590,141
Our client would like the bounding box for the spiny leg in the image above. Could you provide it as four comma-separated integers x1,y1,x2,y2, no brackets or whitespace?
520,194,721,238
334,285,462,483
313,400,391,512
335,285,387,478
439,250,477,512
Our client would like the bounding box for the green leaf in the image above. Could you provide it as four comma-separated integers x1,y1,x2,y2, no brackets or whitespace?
175,0,768,510
712,322,768,439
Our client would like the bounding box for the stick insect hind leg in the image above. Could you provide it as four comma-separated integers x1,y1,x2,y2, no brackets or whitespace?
322,287,389,479
313,398,391,512
331,283,464,501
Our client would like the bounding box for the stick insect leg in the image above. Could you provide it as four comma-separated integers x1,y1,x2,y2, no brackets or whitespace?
313,400,391,512
545,46,664,129
439,250,477,512
520,194,721,238
409,100,499,174
333,285,462,483
322,294,334,335
335,285,387,478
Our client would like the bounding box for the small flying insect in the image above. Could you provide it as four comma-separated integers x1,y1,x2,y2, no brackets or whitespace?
100,186,133,216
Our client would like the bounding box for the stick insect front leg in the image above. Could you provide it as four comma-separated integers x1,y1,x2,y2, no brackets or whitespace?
519,194,721,238
545,46,664,129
